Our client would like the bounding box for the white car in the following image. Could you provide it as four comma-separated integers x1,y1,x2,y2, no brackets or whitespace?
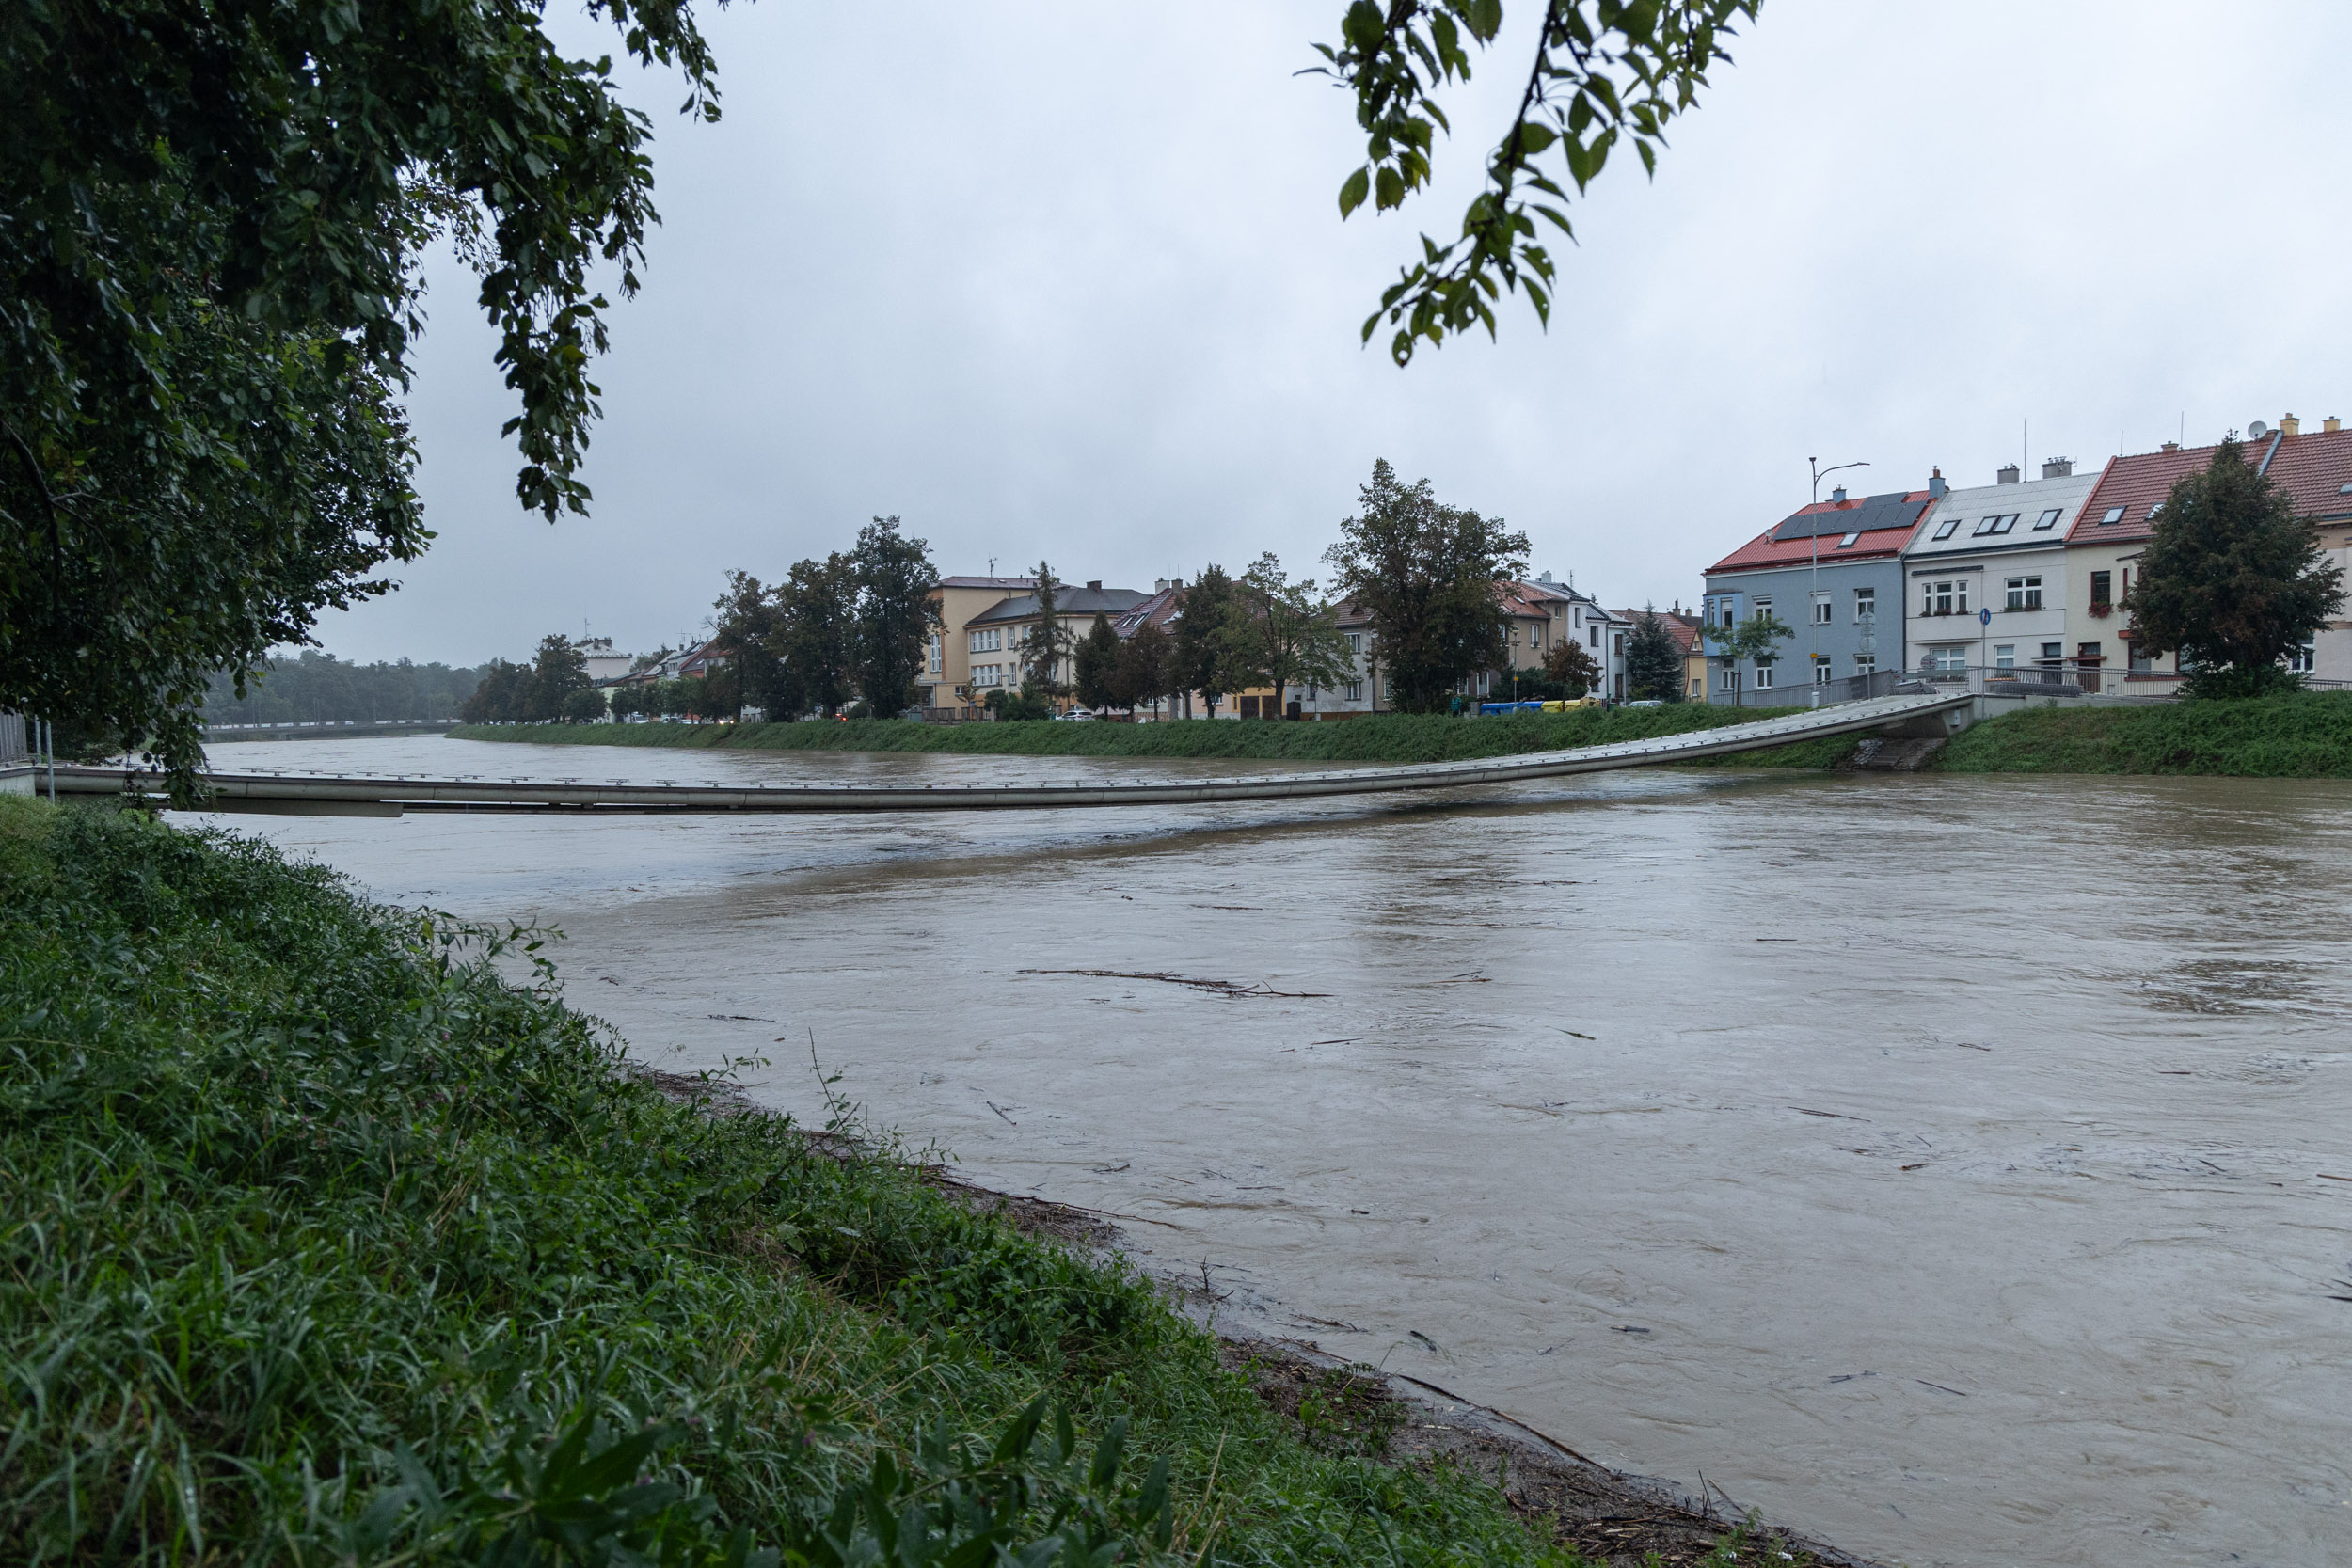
1052,708,1098,721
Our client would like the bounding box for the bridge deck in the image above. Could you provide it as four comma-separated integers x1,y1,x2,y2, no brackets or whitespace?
19,693,1971,816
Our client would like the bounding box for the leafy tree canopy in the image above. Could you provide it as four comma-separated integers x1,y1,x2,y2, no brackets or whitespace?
1073,614,1124,711
1626,607,1685,701
2125,437,2345,699
1316,0,1760,364
1322,459,1527,712
2,0,721,787
1545,636,1600,697
1171,566,1239,716
850,517,941,716
1233,552,1354,715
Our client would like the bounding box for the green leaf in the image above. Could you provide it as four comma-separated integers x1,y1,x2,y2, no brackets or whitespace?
1339,167,1371,218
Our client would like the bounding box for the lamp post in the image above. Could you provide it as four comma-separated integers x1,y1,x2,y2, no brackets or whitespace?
1805,456,1869,705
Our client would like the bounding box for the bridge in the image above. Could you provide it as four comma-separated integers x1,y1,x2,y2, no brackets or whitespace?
12,691,1976,816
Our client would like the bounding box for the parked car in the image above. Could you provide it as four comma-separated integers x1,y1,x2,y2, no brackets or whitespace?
1052,708,1098,722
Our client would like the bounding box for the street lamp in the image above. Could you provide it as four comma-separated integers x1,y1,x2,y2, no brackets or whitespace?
1805,456,1869,706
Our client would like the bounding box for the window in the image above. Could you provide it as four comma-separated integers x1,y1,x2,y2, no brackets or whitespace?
1754,596,1772,616
1589,626,1599,647
1343,679,1364,702
2147,502,2164,520
1613,633,1626,655
1813,657,1833,684
2041,641,2064,664
1853,587,1876,622
1973,514,2020,536
2128,642,2153,674
1692,677,1703,697
1924,646,1967,676
1345,631,1363,655
2032,508,2062,531
968,628,1003,654
928,635,942,674
1927,580,1960,616
1994,644,2015,671
1812,593,1833,625
1754,661,1774,688
2090,570,2112,608
1931,516,1962,540
2289,642,2316,674
1853,654,1876,675
1836,531,1860,548
1955,580,1970,614
2005,575,2042,610
1719,665,1736,690
2098,506,2125,525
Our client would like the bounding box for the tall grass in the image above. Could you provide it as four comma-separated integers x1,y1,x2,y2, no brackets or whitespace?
450,706,1808,766
1936,691,2352,775
0,798,1587,1566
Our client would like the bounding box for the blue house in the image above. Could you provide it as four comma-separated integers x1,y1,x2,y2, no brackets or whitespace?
1699,479,1943,704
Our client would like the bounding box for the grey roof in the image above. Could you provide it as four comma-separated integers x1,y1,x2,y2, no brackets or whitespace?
1905,470,2097,559
968,585,1150,624
1772,490,1933,543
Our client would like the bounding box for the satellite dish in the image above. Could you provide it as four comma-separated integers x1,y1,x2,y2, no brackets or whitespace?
2249,420,2270,438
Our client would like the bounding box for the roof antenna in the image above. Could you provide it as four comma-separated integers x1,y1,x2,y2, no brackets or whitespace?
988,556,996,576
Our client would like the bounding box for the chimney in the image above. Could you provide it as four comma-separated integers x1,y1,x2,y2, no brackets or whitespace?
1153,578,1169,594
2161,440,2181,451
1996,463,2020,484
2280,414,2301,437
1086,579,1102,592
1928,467,1947,498
2327,417,2343,434
2042,457,2074,479
1830,485,1848,502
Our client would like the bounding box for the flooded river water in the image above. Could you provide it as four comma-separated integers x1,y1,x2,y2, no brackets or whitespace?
198,736,2352,1568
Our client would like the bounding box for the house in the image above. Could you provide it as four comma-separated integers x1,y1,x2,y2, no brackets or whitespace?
961,580,1152,709
2067,416,2352,691
1294,575,1618,718
1902,461,2099,689
1518,576,1629,698
1611,606,1708,702
1701,482,1940,704
924,575,1038,712
574,637,638,685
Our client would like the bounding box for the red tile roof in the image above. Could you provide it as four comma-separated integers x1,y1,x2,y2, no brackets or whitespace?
1613,609,1703,656
1705,490,1936,575
2072,426,2352,546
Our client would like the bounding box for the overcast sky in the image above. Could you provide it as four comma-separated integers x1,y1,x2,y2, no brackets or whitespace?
317,0,2352,665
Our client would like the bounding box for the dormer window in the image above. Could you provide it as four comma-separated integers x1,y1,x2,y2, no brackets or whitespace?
1931,517,1962,540
2098,506,2125,525
1836,531,1859,548
2031,509,2061,531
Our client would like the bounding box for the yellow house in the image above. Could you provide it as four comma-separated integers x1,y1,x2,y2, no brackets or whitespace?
923,575,1035,714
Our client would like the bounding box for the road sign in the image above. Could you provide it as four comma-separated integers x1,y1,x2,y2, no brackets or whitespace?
1979,607,1993,626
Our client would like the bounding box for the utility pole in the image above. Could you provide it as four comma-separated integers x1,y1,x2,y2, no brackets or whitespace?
1806,456,1869,707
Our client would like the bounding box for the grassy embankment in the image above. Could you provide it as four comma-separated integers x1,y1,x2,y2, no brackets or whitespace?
0,798,1790,1566
450,705,1850,769
1934,690,2352,775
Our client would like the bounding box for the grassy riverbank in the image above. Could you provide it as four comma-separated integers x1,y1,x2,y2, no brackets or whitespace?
1937,691,2352,775
450,705,1846,768
3,797,1759,1566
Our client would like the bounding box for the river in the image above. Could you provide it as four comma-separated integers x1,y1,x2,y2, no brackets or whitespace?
193,735,2352,1568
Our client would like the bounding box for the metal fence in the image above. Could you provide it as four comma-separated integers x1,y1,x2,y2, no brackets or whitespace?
1717,668,1926,708
0,711,24,767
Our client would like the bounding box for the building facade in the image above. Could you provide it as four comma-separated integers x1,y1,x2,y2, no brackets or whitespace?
1902,463,2098,689
1701,483,1939,703
961,581,1152,709
923,575,1038,712
2067,417,2352,691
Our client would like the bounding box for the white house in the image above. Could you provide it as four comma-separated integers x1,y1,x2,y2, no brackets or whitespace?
1901,463,2099,689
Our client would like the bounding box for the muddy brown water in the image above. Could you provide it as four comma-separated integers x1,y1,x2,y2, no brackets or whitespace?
197,736,2352,1567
